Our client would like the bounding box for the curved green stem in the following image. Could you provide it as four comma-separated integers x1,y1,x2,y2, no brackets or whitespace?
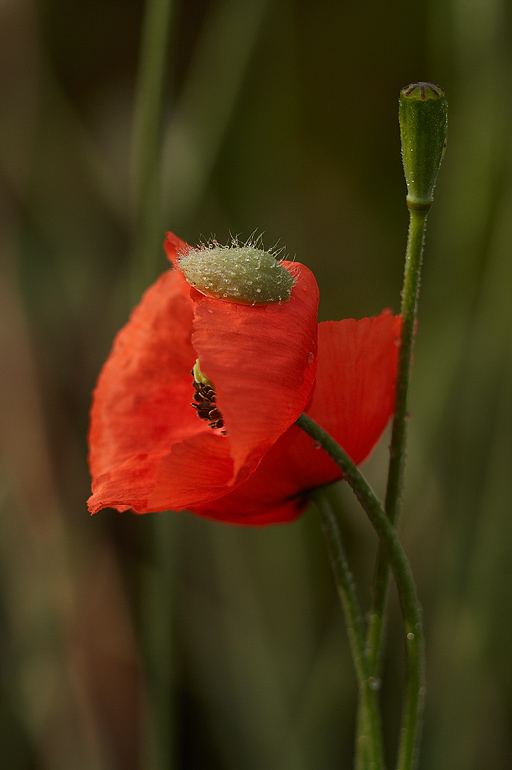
366,207,428,675
296,413,425,770
312,488,385,770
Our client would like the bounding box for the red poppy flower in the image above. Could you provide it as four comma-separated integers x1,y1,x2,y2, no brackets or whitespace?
88,233,400,525
88,233,319,515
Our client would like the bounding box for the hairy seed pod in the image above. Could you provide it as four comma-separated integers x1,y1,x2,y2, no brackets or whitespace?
179,244,295,305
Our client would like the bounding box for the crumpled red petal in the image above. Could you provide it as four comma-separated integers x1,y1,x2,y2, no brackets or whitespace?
88,235,319,514
191,312,401,525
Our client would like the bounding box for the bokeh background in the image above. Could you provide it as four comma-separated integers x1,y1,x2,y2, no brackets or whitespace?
2,0,512,767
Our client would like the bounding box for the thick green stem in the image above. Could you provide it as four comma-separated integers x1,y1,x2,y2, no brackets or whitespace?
296,413,425,770
312,488,385,770
366,207,428,675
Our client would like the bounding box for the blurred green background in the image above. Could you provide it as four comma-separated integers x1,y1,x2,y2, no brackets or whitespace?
2,0,512,767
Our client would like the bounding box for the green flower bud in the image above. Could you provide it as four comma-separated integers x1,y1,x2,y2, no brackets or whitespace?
178,242,295,305
399,82,448,211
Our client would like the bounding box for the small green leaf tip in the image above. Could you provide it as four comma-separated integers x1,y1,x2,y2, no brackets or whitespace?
178,240,295,305
399,82,448,211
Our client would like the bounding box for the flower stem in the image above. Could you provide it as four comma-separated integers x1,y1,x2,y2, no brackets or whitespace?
296,413,425,770
311,487,385,770
387,206,428,525
366,206,428,673
361,79,447,761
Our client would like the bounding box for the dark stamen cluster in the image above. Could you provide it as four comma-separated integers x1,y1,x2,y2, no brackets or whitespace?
191,376,226,433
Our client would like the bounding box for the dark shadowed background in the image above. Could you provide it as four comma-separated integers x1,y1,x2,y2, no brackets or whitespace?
1,0,512,768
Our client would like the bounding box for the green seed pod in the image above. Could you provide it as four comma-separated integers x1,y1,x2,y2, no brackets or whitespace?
178,244,295,305
399,82,448,211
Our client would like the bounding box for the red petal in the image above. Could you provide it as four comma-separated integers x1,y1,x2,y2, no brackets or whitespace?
147,433,246,510
164,231,191,268
308,312,401,465
88,270,196,479
88,270,232,513
192,313,401,525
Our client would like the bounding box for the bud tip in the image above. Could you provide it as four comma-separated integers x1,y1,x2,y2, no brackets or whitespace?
400,82,445,101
